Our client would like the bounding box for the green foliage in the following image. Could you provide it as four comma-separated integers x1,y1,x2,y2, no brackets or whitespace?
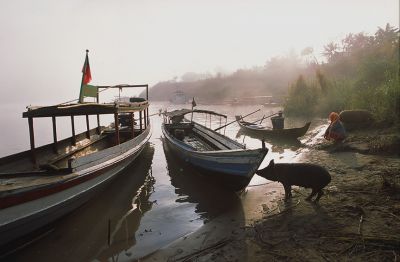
284,23,400,124
284,75,319,117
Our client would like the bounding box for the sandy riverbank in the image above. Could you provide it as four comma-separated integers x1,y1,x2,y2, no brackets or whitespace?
142,125,400,262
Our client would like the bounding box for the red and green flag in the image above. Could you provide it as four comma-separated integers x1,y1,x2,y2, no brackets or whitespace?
79,50,97,103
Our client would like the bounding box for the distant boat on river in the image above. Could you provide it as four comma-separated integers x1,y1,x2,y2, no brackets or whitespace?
169,90,188,104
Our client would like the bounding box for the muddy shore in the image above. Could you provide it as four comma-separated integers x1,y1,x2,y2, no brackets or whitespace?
143,125,400,262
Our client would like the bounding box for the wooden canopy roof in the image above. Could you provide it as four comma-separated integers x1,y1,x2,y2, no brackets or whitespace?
23,101,149,118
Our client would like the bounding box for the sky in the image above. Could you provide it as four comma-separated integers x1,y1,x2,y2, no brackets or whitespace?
0,0,398,105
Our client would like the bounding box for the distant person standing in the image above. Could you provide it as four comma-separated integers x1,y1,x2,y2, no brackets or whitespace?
324,112,346,142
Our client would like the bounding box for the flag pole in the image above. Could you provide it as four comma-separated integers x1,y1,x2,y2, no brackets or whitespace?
78,49,89,103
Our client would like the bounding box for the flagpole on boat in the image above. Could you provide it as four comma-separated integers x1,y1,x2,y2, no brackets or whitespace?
78,50,90,103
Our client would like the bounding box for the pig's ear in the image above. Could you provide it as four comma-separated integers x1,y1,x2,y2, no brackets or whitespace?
269,159,275,167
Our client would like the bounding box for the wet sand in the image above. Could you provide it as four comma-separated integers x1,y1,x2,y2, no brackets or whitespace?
143,126,400,261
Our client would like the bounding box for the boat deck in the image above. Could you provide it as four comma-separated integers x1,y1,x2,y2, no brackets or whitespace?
0,127,146,194
183,134,217,151
165,122,244,152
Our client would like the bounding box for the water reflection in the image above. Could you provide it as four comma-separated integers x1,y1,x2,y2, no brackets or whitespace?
236,129,302,153
163,139,242,222
96,167,156,261
162,138,249,261
10,143,155,262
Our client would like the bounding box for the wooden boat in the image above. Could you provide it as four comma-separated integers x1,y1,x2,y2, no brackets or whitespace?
162,109,268,191
235,116,311,139
0,84,152,249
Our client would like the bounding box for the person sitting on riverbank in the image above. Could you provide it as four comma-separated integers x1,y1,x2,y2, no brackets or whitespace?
324,112,346,142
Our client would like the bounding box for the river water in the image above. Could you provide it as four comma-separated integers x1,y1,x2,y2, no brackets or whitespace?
1,102,324,261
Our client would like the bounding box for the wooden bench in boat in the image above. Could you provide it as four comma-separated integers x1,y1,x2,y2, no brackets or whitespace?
45,134,107,167
193,124,243,150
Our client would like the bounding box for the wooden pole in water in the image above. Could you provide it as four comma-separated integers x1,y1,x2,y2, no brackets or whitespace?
70,115,76,145
52,116,58,153
85,115,90,138
28,117,37,166
114,113,120,145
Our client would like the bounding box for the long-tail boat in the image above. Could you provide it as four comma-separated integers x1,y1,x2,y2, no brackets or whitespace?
235,115,311,139
0,51,152,249
162,109,268,191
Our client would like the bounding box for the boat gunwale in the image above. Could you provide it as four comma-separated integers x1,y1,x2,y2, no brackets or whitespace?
162,122,266,156
236,117,311,138
0,124,152,209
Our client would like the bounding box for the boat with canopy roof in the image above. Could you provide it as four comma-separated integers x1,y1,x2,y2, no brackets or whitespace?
0,51,152,249
162,109,268,191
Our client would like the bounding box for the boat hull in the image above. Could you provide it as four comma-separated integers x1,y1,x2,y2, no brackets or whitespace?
0,125,151,248
237,119,311,139
162,123,267,191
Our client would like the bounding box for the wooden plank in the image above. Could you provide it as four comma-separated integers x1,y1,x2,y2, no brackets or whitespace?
22,102,149,118
71,126,150,171
194,124,243,150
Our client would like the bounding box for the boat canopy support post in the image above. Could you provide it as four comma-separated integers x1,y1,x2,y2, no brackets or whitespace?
96,92,101,134
96,115,101,134
70,115,76,145
28,116,37,166
130,112,135,138
139,111,143,132
114,113,120,145
86,115,90,139
52,116,58,153
143,109,147,129
147,108,149,125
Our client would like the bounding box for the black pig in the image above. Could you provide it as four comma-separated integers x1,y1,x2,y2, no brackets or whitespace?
257,160,331,202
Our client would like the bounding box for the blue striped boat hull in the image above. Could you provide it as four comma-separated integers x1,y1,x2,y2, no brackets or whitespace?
162,123,267,191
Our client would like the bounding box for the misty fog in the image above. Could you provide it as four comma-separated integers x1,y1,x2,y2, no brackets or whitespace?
0,0,397,106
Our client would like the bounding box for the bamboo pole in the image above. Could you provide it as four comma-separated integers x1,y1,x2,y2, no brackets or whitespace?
214,108,260,131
